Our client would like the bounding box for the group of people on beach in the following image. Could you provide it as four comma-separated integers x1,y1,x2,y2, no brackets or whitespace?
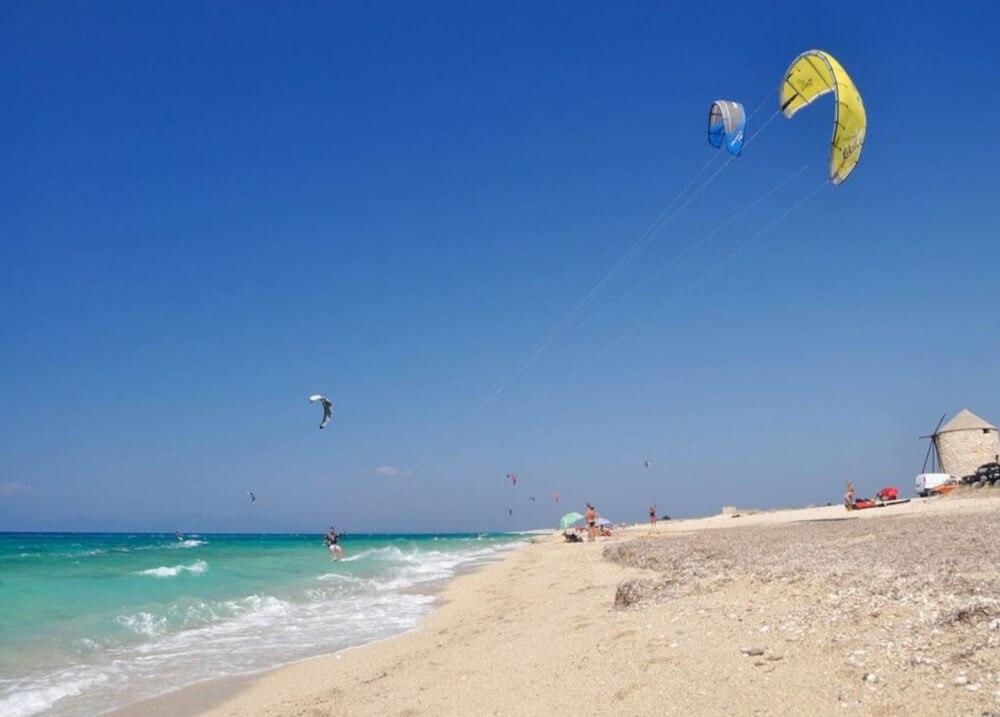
565,503,607,542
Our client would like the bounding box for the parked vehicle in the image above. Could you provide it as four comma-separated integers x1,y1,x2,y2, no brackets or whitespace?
975,462,1000,485
959,463,1000,488
915,473,958,497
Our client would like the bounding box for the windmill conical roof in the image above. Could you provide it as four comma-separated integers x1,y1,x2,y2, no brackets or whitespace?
937,409,997,435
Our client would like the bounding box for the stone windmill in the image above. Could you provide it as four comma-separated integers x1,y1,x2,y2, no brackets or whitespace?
922,409,1000,478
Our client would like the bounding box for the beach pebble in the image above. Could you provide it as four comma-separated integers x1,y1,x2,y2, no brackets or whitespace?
965,683,980,691
989,619,1000,631
741,646,765,656
953,676,970,686
863,672,878,683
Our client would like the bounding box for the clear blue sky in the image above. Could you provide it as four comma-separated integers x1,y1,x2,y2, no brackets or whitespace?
2,1,998,532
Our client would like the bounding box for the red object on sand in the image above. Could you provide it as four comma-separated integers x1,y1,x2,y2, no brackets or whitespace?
877,487,899,501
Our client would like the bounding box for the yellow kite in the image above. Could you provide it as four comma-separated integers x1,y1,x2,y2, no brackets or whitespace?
780,50,866,185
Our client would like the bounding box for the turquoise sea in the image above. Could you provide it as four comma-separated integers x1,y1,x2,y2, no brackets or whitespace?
0,532,524,716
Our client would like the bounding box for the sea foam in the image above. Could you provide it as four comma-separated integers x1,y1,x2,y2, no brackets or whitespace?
136,560,208,577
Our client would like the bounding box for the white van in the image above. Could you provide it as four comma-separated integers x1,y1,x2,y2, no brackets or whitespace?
915,473,958,497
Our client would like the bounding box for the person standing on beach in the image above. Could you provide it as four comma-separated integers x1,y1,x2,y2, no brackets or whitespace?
844,482,855,511
585,503,597,542
649,505,656,526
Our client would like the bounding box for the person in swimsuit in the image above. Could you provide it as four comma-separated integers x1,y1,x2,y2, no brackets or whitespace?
649,505,656,526
325,525,344,561
585,503,597,542
844,482,855,511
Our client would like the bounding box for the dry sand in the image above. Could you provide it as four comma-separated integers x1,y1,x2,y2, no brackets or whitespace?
123,492,1000,716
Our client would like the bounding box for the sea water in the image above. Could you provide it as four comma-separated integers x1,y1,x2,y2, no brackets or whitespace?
0,532,524,716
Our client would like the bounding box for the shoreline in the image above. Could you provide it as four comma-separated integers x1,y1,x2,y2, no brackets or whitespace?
106,542,527,717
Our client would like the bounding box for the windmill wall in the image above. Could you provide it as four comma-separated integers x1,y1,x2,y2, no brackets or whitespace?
935,428,1000,478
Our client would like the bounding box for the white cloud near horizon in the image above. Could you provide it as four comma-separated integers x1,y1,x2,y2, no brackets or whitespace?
374,466,412,477
0,481,29,497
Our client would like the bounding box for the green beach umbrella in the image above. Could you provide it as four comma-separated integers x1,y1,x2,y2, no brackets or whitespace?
559,512,585,530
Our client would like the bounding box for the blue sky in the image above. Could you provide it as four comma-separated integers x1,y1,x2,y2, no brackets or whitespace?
2,1,998,532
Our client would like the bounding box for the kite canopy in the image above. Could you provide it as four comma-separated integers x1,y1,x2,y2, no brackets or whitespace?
559,512,585,530
707,100,746,156
779,50,866,185
308,395,333,429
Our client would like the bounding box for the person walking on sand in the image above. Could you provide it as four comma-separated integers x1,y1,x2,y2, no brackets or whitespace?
649,504,656,526
325,525,344,561
585,503,598,542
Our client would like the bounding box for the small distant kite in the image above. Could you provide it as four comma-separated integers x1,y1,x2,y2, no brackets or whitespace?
247,491,256,504
508,508,513,516
308,395,333,429
529,496,535,502
644,460,652,469
552,492,560,503
506,474,517,486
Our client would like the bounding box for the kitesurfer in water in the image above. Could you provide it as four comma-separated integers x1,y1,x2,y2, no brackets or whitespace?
324,525,344,561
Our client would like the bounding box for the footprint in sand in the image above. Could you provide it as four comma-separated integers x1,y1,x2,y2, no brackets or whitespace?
644,656,671,673
613,682,646,701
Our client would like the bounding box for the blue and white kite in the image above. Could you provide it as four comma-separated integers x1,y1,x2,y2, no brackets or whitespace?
708,100,747,156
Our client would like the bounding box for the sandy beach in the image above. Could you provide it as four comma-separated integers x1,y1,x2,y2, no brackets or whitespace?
112,492,1000,717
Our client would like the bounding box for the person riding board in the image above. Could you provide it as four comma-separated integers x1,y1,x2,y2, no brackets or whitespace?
324,525,344,561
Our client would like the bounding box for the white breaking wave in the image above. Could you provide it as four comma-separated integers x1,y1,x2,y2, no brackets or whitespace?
136,560,208,578
0,672,109,717
115,611,169,638
167,539,207,549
